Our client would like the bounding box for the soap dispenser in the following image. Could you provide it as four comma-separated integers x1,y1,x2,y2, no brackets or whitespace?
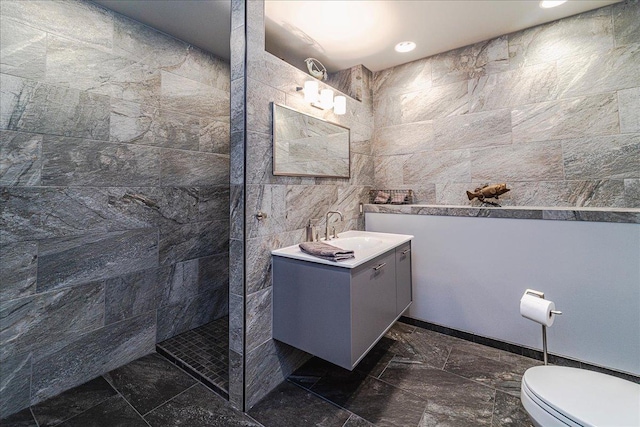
306,219,317,242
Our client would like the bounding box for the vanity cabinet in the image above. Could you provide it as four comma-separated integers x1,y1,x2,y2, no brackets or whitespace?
272,243,412,370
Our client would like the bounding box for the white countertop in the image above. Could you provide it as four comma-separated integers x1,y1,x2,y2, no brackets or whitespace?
271,230,414,269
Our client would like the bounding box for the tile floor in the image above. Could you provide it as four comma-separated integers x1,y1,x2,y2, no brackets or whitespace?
1,321,537,427
156,316,229,397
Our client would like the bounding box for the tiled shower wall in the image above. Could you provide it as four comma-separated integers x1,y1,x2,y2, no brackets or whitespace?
0,0,230,417
373,2,640,208
242,0,375,408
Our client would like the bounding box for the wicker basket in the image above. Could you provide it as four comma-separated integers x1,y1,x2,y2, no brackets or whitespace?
369,189,414,205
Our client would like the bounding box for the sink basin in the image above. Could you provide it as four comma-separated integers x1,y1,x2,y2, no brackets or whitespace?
271,230,413,268
328,236,385,251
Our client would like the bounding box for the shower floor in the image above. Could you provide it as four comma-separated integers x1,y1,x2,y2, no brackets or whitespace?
156,316,229,399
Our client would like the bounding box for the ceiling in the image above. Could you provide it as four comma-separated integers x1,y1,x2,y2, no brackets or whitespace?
92,0,622,72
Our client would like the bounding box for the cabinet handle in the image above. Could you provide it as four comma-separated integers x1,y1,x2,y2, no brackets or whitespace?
373,263,386,271
402,249,410,255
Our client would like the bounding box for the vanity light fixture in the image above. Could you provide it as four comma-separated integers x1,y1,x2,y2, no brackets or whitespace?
539,0,567,8
297,81,346,115
394,41,416,53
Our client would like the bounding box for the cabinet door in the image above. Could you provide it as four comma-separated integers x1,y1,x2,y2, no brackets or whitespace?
396,242,412,315
351,250,397,366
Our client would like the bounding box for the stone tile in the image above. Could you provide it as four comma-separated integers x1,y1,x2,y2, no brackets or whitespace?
200,118,230,154
0,74,110,141
435,182,512,206
613,1,640,47
105,269,159,325
229,238,243,296
110,100,200,151
283,184,338,231
0,241,37,302
0,0,114,49
511,93,619,144
198,253,229,293
374,80,468,128
434,109,511,150
431,36,509,87
104,353,196,416
160,71,229,120
0,130,42,186
156,287,228,342
471,142,563,182
229,293,244,354
199,185,230,222
0,352,31,418
0,187,198,243
230,78,245,135
160,149,229,186
388,328,452,369
228,349,243,410
230,24,245,82
0,408,38,427
56,394,148,427
625,179,640,208
245,184,286,239
312,375,426,427
452,340,505,362
0,282,105,362
144,383,258,427
31,312,156,404
245,339,309,408
374,155,408,188
619,87,640,133
491,391,534,427
508,7,614,69
159,220,227,266
41,136,160,186
246,77,286,135
374,122,434,156
562,134,640,180
557,44,640,98
469,62,558,112
404,150,470,184
246,287,272,353
372,59,432,98
444,349,527,396
344,414,376,427
510,180,626,208
0,16,46,81
381,363,494,426
155,260,199,308
37,229,158,292
249,381,351,427
31,377,117,427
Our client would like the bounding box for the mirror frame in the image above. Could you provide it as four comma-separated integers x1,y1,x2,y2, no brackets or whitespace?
272,103,351,178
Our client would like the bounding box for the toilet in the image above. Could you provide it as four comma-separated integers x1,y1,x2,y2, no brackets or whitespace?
521,366,640,427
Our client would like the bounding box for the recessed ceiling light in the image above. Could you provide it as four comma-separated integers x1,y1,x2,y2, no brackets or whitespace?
539,0,567,8
395,41,416,53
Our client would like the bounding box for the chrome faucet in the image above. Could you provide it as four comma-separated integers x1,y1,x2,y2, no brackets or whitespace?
325,210,343,240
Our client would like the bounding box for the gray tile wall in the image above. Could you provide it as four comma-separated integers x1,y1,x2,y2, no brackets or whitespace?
242,0,374,409
373,2,640,208
0,0,230,417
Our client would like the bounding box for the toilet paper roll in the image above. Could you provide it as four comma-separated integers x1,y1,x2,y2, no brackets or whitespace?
520,292,556,327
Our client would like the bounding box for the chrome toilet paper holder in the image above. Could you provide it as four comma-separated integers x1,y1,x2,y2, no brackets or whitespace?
525,289,562,365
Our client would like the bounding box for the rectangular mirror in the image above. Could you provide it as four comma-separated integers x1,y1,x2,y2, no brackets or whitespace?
272,103,350,178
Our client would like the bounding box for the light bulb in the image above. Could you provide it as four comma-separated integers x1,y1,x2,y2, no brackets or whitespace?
333,96,346,115
303,81,318,103
320,89,334,109
539,0,567,8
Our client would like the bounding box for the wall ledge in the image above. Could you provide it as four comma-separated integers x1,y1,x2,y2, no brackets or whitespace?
364,204,640,224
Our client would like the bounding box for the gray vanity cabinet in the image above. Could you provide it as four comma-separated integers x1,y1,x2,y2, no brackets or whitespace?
272,243,412,370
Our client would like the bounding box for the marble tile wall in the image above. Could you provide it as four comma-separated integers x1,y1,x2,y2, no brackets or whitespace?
0,0,230,417
242,0,375,409
373,1,640,208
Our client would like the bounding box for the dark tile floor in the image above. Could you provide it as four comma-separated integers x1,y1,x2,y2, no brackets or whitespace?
156,316,229,397
2,321,537,427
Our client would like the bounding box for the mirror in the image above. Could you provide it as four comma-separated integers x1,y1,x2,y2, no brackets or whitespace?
272,103,350,178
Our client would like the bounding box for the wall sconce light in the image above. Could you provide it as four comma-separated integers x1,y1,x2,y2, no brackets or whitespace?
297,81,346,115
